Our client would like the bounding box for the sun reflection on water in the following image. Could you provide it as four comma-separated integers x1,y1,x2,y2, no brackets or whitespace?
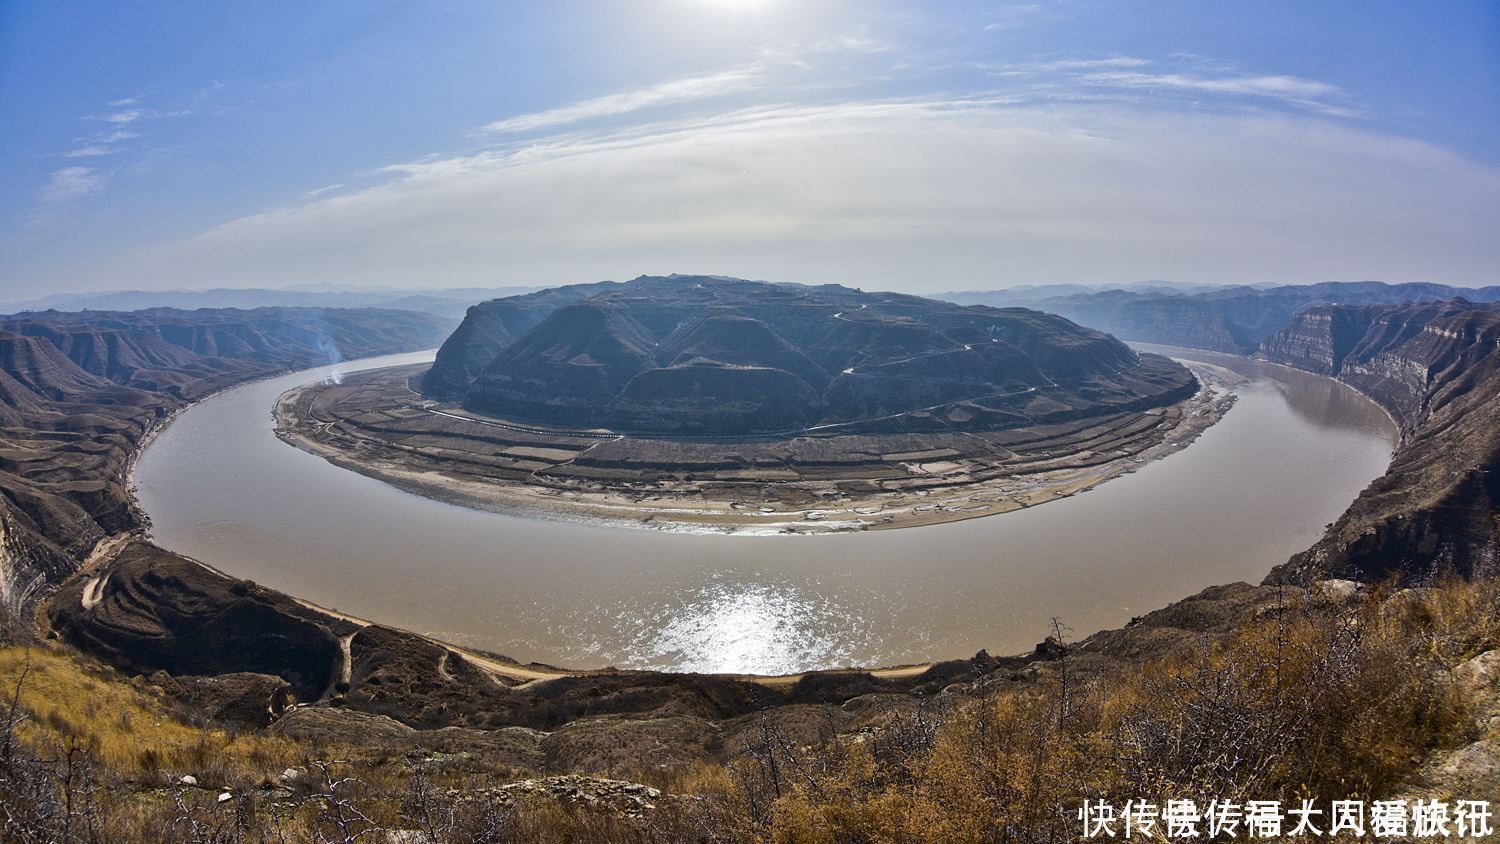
570,577,877,675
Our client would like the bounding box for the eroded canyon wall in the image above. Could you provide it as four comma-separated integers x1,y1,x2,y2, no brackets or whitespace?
1261,300,1500,582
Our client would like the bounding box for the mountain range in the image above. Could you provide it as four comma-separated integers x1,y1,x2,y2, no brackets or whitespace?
944,281,1500,353
0,285,542,319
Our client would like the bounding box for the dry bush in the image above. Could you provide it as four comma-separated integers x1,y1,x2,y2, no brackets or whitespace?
1,577,1493,842
1110,586,1470,803
764,578,1494,843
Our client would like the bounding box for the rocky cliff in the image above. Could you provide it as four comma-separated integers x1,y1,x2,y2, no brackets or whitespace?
1262,300,1500,582
427,275,1190,435
949,281,1500,354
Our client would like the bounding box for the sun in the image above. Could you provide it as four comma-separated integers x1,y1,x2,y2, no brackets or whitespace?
700,0,771,10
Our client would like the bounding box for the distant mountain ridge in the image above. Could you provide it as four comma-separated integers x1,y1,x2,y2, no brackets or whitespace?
0,285,543,319
943,281,1500,354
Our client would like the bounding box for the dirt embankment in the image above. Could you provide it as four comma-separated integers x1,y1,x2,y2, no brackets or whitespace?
274,357,1221,533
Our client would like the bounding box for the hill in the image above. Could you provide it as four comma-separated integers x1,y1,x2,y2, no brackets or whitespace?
427,275,1180,435
0,307,454,583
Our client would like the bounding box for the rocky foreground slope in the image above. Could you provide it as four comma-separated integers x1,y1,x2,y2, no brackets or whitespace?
1261,299,1500,582
0,307,452,586
425,275,1190,435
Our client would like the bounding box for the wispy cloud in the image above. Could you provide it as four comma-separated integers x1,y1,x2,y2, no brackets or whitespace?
482,67,767,135
135,94,1500,290
1072,69,1357,116
981,4,1047,32
302,183,347,199
808,34,891,54
98,108,142,125
980,56,1354,117
40,166,106,203
1083,71,1342,100
1031,57,1151,71
63,145,117,159
54,94,201,190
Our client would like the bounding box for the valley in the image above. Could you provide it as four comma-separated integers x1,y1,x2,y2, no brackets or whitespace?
1,287,1493,840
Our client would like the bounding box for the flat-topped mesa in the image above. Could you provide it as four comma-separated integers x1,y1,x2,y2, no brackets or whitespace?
424,275,1194,436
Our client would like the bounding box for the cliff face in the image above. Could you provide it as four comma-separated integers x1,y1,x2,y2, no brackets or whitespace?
949,281,1500,354
1262,300,1500,582
0,307,454,585
426,275,1193,435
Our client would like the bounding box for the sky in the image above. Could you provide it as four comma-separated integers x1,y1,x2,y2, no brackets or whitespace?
1,0,1497,297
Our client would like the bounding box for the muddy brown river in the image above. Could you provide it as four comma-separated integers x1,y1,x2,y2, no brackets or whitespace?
134,346,1395,675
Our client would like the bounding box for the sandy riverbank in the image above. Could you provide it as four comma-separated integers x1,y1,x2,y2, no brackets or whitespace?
273,362,1234,534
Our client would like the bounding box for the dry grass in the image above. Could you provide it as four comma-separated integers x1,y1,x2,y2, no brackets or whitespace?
0,646,300,787
0,578,1493,842
748,578,1496,843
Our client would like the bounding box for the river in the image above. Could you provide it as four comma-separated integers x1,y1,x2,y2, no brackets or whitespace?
134,346,1395,675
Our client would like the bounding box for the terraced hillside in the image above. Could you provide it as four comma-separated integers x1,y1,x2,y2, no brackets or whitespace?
281,277,1205,530
0,307,453,585
425,276,1189,436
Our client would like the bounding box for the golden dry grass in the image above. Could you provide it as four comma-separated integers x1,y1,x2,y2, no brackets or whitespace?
753,578,1497,843
0,577,1493,842
0,646,299,785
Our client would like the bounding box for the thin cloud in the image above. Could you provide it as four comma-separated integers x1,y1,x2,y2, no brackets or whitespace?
808,34,891,54
1033,57,1151,70
137,96,1500,291
99,109,142,124
981,4,1048,32
64,145,117,158
302,183,348,199
56,96,193,191
974,57,1355,117
1085,71,1339,99
40,166,105,203
1082,71,1349,112
482,67,766,134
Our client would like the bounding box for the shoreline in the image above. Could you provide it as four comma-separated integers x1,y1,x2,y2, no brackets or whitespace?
1136,342,1404,446
119,347,1389,680
110,350,960,683
272,361,1233,535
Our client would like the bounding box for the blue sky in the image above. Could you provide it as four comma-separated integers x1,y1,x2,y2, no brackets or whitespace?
2,0,1497,296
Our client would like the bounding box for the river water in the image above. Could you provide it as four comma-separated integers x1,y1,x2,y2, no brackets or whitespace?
134,347,1395,675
